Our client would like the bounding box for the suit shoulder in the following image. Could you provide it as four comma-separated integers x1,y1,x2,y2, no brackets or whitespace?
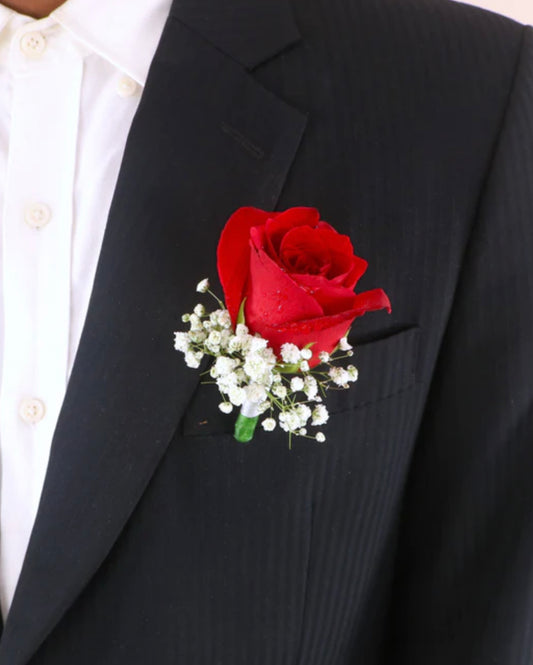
287,0,526,119
288,0,525,75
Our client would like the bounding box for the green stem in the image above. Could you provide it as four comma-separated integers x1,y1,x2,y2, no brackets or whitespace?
234,413,259,443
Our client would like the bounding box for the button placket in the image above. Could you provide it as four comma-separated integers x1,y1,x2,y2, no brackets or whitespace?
0,25,84,577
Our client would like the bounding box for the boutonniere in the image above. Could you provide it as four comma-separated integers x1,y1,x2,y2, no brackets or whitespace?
174,206,391,446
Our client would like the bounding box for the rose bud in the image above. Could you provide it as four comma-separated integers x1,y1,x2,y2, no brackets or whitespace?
217,206,391,368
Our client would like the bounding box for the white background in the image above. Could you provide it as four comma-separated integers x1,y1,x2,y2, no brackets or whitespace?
453,0,533,24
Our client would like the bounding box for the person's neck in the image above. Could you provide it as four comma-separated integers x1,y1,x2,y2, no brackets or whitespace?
0,0,65,19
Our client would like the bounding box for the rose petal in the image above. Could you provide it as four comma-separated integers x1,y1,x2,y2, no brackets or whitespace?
249,223,267,253
217,206,272,324
339,255,368,288
290,273,361,315
263,207,321,259
279,225,332,275
316,226,368,287
245,244,323,332
255,287,390,367
351,288,392,314
254,310,358,368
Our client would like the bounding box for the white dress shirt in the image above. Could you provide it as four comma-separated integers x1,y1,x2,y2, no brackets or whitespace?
0,0,172,619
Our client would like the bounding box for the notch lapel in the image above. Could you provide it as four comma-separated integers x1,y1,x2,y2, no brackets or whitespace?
0,2,307,663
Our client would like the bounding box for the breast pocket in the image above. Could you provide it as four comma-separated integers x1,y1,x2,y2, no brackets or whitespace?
326,324,421,414
180,325,421,437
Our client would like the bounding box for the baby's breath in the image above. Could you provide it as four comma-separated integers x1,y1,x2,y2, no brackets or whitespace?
339,337,353,351
196,278,210,293
173,278,360,446
262,417,276,431
311,404,329,426
290,377,304,392
280,343,301,364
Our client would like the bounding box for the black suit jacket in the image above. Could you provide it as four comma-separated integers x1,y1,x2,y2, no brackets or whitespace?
1,0,532,663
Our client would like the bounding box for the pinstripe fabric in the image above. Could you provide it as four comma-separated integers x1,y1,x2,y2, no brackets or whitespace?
1,0,532,663
384,11,533,664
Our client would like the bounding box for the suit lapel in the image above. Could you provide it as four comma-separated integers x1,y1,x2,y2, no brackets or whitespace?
0,2,306,663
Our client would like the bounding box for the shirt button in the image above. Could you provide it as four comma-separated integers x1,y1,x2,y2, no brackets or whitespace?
24,202,51,229
19,31,47,57
116,75,138,98
19,398,46,424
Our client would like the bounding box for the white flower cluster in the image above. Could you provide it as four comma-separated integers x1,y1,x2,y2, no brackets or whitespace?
174,279,359,445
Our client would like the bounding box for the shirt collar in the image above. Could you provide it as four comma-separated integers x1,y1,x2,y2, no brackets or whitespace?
0,5,13,33
0,0,173,86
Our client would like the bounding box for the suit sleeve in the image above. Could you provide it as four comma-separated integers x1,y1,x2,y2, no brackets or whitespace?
384,23,533,665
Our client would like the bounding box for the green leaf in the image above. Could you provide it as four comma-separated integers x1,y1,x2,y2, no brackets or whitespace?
237,298,247,326
278,362,301,374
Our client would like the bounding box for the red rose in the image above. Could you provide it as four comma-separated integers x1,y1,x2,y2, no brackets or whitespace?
217,206,391,367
